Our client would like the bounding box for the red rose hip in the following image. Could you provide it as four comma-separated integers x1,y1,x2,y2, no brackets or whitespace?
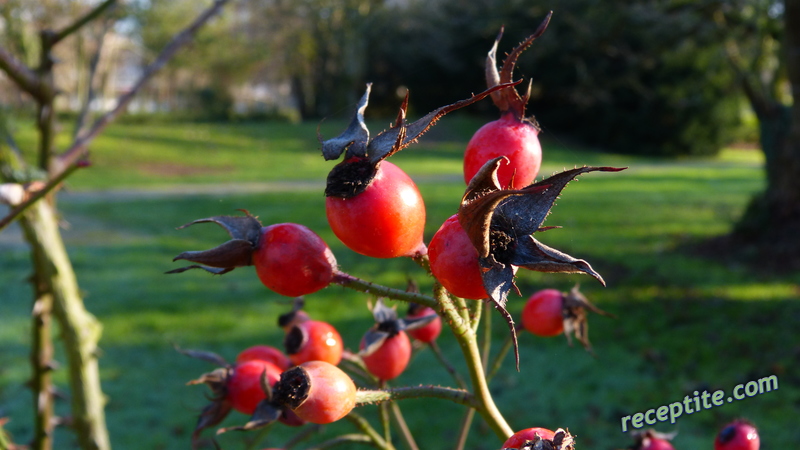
521,289,564,337
253,223,336,297
274,361,356,424
326,160,426,258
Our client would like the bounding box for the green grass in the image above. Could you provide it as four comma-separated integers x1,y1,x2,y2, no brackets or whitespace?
1,117,797,449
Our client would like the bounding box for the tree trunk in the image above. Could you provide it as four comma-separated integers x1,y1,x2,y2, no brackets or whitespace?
732,1,800,267
19,200,110,450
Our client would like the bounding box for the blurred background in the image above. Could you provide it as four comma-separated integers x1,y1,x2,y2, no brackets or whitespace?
0,1,797,449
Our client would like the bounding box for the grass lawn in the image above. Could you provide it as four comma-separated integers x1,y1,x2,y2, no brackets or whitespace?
1,116,798,449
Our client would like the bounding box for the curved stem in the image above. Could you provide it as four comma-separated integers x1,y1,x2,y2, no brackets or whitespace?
332,272,437,309
428,340,468,390
344,412,391,450
390,402,419,450
433,284,512,441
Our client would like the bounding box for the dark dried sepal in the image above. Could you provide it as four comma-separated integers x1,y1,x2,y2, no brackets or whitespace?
459,156,550,258
562,285,614,355
215,400,282,435
192,399,233,447
503,428,575,450
172,239,254,269
360,328,389,357
177,211,262,242
169,211,263,275
175,345,230,368
284,324,309,356
629,429,676,450
322,82,521,199
360,298,435,357
321,84,371,161
511,237,605,285
486,12,553,119
459,158,625,369
165,264,234,275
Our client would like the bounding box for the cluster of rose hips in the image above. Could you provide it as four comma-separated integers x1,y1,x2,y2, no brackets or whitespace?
169,12,629,450
623,420,760,450
181,298,443,445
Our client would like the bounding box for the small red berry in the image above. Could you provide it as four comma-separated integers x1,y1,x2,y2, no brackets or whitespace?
428,214,489,299
406,304,441,343
285,319,343,366
326,160,426,258
464,112,542,189
361,331,412,381
236,345,291,370
503,427,555,449
274,361,356,424
521,289,564,337
226,360,283,415
715,420,760,450
253,223,337,297
642,437,675,450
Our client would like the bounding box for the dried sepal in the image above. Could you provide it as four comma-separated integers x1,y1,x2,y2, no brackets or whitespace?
503,428,575,450
360,298,436,357
177,210,262,242
321,84,371,161
176,344,230,368
459,158,625,368
629,429,677,450
215,400,282,435
322,81,521,199
192,399,232,447
167,211,263,275
562,285,614,355
486,11,553,119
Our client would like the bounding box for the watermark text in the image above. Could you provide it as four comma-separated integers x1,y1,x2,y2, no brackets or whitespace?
620,375,778,432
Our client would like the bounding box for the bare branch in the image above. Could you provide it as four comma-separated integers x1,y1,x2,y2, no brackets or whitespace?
0,46,50,102
51,0,118,46
0,162,86,232
56,0,231,172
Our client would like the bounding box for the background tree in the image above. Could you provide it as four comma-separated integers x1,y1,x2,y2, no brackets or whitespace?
708,0,800,268
0,1,230,448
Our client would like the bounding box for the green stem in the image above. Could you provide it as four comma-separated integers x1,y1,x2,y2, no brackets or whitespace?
332,272,437,309
454,408,476,450
378,380,392,449
428,340,468,390
487,332,515,382
390,402,419,450
355,386,475,408
433,285,512,441
306,434,373,449
344,412,391,450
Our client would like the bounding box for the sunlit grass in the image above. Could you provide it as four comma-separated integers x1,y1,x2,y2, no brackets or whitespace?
1,118,797,449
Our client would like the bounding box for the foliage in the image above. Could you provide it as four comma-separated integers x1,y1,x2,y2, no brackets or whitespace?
365,0,743,156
